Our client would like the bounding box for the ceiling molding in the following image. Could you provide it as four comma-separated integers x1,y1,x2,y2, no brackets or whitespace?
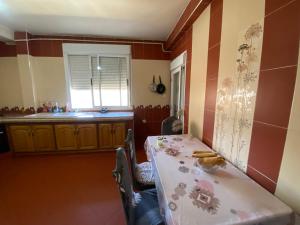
14,32,171,53
166,0,212,50
0,0,190,41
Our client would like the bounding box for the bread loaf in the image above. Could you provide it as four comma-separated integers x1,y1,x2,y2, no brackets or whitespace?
192,152,216,158
198,156,225,166
192,150,211,154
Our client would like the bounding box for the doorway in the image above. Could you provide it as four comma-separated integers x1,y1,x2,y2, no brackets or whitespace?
170,51,186,129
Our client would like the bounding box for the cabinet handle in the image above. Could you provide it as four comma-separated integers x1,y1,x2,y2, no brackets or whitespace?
111,127,115,134
74,127,79,135
28,130,34,136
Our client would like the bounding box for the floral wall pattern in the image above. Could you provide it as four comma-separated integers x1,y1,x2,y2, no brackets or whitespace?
213,22,264,171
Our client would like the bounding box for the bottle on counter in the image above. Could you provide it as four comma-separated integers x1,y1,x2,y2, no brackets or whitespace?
54,102,60,113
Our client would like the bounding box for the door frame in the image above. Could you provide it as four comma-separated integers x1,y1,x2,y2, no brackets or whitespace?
170,51,187,128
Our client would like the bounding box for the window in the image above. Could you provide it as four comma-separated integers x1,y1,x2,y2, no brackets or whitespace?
63,44,131,109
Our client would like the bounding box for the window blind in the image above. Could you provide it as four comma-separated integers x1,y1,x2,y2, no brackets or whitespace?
68,55,91,90
91,56,101,106
98,57,127,90
91,56,128,106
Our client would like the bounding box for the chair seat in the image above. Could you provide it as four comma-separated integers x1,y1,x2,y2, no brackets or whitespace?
161,116,183,135
135,188,164,225
137,161,152,171
135,162,155,186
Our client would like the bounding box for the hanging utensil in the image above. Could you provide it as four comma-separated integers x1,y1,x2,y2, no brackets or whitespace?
149,75,157,92
156,75,166,94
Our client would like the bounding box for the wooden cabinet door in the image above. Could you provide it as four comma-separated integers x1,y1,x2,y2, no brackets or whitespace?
98,124,113,149
77,124,97,150
55,125,77,150
10,126,34,152
113,123,126,148
32,125,55,151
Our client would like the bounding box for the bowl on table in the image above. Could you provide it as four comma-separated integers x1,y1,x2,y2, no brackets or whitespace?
194,159,224,173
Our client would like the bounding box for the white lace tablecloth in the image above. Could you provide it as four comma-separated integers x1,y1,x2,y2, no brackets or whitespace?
145,135,294,225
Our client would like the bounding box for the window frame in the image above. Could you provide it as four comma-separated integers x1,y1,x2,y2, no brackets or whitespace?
63,43,132,110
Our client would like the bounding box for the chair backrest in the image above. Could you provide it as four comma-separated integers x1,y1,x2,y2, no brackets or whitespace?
161,116,183,135
125,129,138,179
112,147,135,225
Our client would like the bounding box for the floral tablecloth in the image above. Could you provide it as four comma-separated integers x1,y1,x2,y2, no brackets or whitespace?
145,135,294,225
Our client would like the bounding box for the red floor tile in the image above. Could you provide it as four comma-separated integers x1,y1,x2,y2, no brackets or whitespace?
0,151,136,225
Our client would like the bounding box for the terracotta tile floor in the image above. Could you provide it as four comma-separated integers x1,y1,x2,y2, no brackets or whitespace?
0,150,147,225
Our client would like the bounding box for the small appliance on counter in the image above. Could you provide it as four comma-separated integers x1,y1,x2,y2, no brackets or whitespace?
99,108,109,113
0,125,9,153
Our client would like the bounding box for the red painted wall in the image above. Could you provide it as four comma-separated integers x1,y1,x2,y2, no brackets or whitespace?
169,0,300,194
247,0,300,193
0,42,16,57
202,0,223,147
12,33,170,60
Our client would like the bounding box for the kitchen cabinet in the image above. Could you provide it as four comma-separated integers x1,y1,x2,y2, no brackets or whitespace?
113,123,126,148
55,124,97,151
7,120,130,153
10,125,34,152
77,124,97,150
98,123,125,149
98,123,113,149
32,125,55,151
10,125,55,152
55,125,77,150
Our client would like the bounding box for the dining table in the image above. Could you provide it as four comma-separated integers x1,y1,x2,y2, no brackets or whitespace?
144,134,294,225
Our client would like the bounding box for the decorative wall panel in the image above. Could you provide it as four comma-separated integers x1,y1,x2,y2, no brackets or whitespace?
213,22,264,171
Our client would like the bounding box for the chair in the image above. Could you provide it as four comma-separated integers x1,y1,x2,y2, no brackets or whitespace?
125,129,155,190
161,116,183,135
112,147,164,225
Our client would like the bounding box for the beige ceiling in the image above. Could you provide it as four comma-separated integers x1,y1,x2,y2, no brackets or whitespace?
0,0,190,40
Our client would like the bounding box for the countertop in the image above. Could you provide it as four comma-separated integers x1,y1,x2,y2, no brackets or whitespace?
0,112,134,123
